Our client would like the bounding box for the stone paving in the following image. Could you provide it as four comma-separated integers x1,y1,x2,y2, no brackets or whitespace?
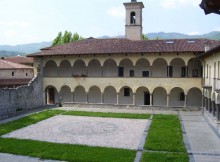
3,115,148,150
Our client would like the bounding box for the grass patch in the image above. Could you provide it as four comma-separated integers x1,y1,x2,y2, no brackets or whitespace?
0,110,64,136
140,152,189,162
144,115,186,152
0,138,136,162
63,111,151,119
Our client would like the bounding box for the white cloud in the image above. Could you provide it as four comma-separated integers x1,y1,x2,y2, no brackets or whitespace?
188,31,199,35
4,30,18,37
159,0,200,9
107,6,125,19
213,27,220,31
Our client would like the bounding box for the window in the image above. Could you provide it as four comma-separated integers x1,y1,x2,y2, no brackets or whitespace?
130,70,134,77
118,67,124,77
192,70,198,77
179,92,185,101
130,12,136,24
26,73,28,77
181,67,186,77
124,88,130,97
167,66,173,77
142,71,149,77
12,71,14,76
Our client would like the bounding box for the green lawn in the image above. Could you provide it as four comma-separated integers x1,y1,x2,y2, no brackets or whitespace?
144,115,186,152
63,111,151,119
140,152,189,162
0,138,136,162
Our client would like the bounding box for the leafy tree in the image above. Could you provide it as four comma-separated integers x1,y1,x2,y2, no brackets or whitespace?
62,31,72,44
51,31,83,46
155,36,159,40
142,34,148,40
52,32,62,46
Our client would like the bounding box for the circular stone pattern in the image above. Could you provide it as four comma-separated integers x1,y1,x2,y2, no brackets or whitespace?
58,121,119,136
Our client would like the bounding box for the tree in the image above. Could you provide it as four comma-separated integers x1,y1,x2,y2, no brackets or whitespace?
51,31,83,46
51,32,62,46
155,36,159,40
142,34,148,40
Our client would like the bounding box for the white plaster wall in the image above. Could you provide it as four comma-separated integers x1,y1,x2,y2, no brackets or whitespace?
169,88,184,107
88,87,101,103
153,88,167,106
0,69,33,79
118,87,133,105
103,87,117,104
74,86,87,103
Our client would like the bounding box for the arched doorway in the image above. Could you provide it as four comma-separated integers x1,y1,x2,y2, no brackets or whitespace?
153,87,167,106
103,86,117,104
135,87,150,106
45,86,58,104
187,88,202,107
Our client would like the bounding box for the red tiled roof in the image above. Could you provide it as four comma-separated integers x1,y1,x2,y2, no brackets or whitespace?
28,38,220,57
0,79,32,85
5,56,34,64
0,59,33,70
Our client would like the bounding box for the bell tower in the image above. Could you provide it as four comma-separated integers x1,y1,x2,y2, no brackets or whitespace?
124,0,144,40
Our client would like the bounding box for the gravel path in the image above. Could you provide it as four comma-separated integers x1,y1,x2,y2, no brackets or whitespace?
3,115,148,150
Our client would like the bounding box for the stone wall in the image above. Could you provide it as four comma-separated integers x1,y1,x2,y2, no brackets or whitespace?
0,59,44,120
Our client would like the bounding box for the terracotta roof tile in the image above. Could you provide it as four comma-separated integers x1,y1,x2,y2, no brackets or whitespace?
28,38,220,57
0,79,32,85
0,59,33,70
5,56,34,64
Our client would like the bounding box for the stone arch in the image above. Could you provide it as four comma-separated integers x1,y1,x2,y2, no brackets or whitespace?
73,60,87,77
103,59,117,77
130,11,136,24
103,86,117,104
88,59,102,77
152,58,168,77
135,87,150,106
74,86,87,103
60,85,72,103
119,59,134,77
153,87,167,106
88,86,102,103
44,60,58,77
45,85,58,104
170,87,185,107
135,58,151,77
59,60,72,77
118,86,133,105
187,88,202,107
170,58,185,77
188,58,202,77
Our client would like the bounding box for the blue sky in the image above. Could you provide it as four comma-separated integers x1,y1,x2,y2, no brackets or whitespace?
0,0,219,45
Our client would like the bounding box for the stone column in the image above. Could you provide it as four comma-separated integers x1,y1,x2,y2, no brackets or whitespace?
217,104,220,122
72,92,74,103
208,98,212,113
101,92,104,104
117,93,119,105
150,94,153,106
86,93,89,103
167,94,170,107
212,101,216,116
86,66,89,76
101,66,104,77
184,95,187,107
205,97,208,111
133,93,135,105
186,66,188,77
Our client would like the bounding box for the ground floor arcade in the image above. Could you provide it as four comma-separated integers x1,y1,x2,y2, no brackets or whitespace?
45,85,202,108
